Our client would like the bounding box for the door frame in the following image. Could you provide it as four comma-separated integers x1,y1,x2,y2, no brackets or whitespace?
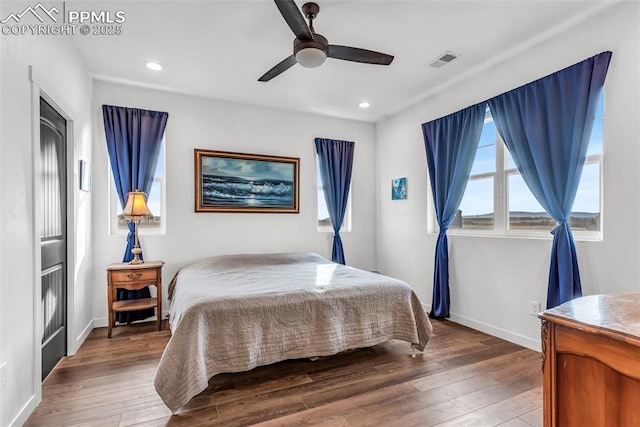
30,72,76,399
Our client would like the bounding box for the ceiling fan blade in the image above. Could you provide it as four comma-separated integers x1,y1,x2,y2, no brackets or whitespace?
274,0,312,40
258,55,297,82
328,45,394,65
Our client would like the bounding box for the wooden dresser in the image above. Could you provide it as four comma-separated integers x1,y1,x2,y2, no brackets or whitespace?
539,292,640,426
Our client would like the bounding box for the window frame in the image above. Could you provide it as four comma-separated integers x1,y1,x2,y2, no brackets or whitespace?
109,136,166,236
446,105,603,241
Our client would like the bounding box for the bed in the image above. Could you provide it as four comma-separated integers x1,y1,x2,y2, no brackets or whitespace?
154,252,433,412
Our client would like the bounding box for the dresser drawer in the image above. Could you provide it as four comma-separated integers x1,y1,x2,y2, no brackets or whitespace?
110,269,158,284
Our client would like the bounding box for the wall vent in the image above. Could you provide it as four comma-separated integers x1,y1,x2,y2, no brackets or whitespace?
428,51,459,68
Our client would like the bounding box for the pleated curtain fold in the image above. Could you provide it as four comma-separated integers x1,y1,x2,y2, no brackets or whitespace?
488,51,611,308
422,103,487,318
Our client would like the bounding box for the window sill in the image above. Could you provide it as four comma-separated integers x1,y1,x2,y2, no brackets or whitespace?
317,228,351,233
110,227,166,237
445,230,602,242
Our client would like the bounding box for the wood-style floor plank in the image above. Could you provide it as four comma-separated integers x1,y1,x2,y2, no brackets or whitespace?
25,320,542,427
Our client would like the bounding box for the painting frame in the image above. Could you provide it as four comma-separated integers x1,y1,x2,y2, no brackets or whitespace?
195,149,300,213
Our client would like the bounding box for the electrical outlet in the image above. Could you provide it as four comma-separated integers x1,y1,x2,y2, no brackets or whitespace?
529,301,541,316
0,362,7,390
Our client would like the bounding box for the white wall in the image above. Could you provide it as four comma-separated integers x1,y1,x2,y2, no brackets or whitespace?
376,1,640,350
0,34,93,427
91,81,377,324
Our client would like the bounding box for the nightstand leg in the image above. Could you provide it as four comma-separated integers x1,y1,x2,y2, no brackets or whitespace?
157,271,162,332
108,310,113,338
107,282,113,338
157,296,162,332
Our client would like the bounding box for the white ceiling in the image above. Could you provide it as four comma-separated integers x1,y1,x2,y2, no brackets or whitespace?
70,0,616,122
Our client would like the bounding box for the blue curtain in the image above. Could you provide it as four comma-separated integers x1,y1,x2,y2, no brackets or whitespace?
102,105,169,323
315,138,355,265
422,103,486,318
488,51,611,309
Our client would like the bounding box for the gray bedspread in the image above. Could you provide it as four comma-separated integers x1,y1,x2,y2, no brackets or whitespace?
154,252,432,412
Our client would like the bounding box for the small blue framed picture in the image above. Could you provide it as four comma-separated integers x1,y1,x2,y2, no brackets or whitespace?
392,177,407,200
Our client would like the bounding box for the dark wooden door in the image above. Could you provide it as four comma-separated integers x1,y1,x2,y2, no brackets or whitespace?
40,98,67,380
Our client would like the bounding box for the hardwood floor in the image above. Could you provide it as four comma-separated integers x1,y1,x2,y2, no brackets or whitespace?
25,320,542,427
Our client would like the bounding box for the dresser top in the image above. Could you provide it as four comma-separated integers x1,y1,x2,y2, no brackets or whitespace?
107,260,165,270
540,292,640,341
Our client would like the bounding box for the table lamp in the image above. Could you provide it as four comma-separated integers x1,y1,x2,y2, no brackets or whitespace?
122,190,153,264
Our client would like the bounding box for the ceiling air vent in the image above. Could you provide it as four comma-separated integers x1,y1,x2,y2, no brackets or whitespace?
428,51,459,68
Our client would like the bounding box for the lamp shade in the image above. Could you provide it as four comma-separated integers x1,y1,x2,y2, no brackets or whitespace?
122,190,153,220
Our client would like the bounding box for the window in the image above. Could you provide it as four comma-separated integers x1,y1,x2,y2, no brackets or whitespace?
110,136,166,234
450,93,603,237
316,156,351,232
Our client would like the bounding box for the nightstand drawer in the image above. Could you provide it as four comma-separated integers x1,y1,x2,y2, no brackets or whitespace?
110,269,158,284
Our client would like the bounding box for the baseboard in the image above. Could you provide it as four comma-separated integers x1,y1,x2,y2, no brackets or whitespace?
69,319,94,355
93,316,108,328
422,303,541,352
8,393,39,427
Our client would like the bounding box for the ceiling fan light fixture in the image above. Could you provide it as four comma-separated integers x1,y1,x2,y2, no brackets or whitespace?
295,47,327,68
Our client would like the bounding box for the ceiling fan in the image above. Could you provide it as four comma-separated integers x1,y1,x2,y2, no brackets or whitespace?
258,0,394,82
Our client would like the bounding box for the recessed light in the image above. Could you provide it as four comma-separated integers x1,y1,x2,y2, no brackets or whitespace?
358,101,370,109
146,61,164,71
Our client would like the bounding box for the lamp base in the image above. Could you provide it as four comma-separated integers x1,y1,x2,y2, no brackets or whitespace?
129,247,144,264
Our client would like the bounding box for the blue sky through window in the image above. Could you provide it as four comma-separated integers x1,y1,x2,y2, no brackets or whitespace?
470,120,496,176
459,178,493,217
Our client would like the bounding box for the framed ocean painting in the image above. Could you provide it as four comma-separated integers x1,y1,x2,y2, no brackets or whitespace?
194,149,299,213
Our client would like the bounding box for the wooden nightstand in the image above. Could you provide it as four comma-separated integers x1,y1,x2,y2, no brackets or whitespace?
106,261,164,338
